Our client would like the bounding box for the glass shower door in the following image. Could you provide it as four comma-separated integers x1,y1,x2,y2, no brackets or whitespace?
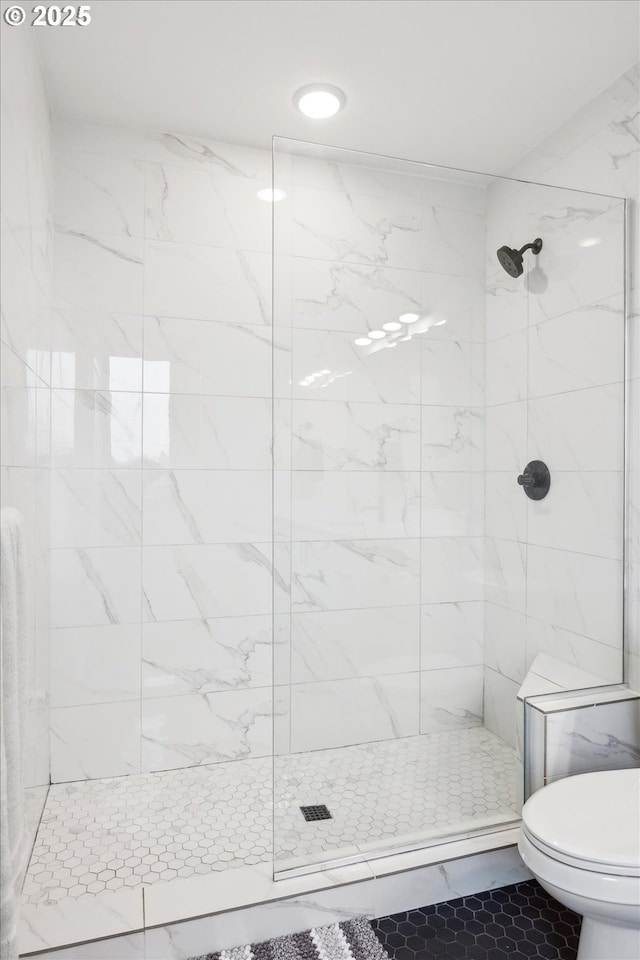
272,137,626,878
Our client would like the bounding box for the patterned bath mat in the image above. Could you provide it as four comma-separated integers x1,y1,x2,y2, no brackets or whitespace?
189,916,390,959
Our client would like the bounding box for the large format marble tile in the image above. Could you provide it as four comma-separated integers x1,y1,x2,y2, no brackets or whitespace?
54,230,143,314
290,258,422,333
288,257,482,339
421,340,483,406
420,537,484,603
142,614,273,697
290,674,419,751
485,330,527,406
142,543,274,621
421,406,483,472
0,382,38,468
527,471,623,560
292,185,423,270
51,309,143,391
51,624,140,708
526,545,622,647
485,271,528,342
527,205,625,326
420,273,484,341
420,665,483,733
483,668,518,749
486,181,617,275
51,547,141,628
291,328,421,404
420,601,483,670
22,932,145,960
0,222,48,373
484,603,527,685
291,538,420,612
290,398,420,471
51,389,142,468
485,472,527,543
51,469,141,548
142,470,271,544
528,294,624,397
422,206,484,278
55,149,145,238
421,472,483,537
143,316,272,396
291,470,420,540
290,153,422,200
20,888,144,956
545,697,640,781
143,862,375,954
290,606,420,683
484,538,526,613
142,394,272,470
525,617,622,684
50,701,141,781
485,402,527,472
144,241,270,325
141,687,273,770
144,161,270,252
527,382,624,471
370,844,528,916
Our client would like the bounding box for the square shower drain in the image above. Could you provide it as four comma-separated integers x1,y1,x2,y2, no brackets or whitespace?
300,804,332,822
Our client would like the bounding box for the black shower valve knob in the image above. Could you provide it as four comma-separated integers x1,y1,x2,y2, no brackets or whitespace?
517,460,551,500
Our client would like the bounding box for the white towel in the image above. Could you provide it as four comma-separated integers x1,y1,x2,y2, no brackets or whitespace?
1,508,28,960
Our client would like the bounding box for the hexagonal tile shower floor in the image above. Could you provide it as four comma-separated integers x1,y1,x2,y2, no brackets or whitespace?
23,728,517,905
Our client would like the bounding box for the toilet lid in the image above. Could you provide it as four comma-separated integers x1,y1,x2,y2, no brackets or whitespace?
522,769,640,871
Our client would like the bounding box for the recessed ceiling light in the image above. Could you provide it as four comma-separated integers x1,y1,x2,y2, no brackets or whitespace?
294,84,346,119
432,318,447,326
354,337,372,346
579,237,601,248
368,330,386,340
382,321,402,332
257,188,287,203
399,313,420,324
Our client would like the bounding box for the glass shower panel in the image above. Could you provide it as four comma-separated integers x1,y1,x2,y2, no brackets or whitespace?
272,138,626,878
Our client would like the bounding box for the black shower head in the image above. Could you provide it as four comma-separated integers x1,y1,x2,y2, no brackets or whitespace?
496,238,543,278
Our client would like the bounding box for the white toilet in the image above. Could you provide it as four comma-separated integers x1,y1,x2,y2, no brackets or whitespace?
518,768,640,960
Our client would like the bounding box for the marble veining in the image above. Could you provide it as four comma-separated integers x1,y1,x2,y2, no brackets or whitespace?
291,400,420,471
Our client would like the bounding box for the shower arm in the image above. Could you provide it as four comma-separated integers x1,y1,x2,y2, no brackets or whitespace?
518,238,543,257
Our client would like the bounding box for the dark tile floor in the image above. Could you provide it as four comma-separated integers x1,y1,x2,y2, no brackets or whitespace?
371,880,581,960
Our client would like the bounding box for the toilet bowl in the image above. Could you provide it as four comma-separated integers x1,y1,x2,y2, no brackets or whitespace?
518,768,640,960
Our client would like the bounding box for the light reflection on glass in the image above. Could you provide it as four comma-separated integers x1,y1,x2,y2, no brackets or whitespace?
50,350,76,389
143,394,170,463
109,356,143,392
109,393,141,465
143,360,171,393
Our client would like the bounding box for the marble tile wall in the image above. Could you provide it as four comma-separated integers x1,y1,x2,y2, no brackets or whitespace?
50,127,490,777
273,147,487,753
0,22,53,852
482,63,638,744
50,121,276,780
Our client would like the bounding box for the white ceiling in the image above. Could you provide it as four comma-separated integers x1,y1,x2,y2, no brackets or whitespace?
37,0,639,172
